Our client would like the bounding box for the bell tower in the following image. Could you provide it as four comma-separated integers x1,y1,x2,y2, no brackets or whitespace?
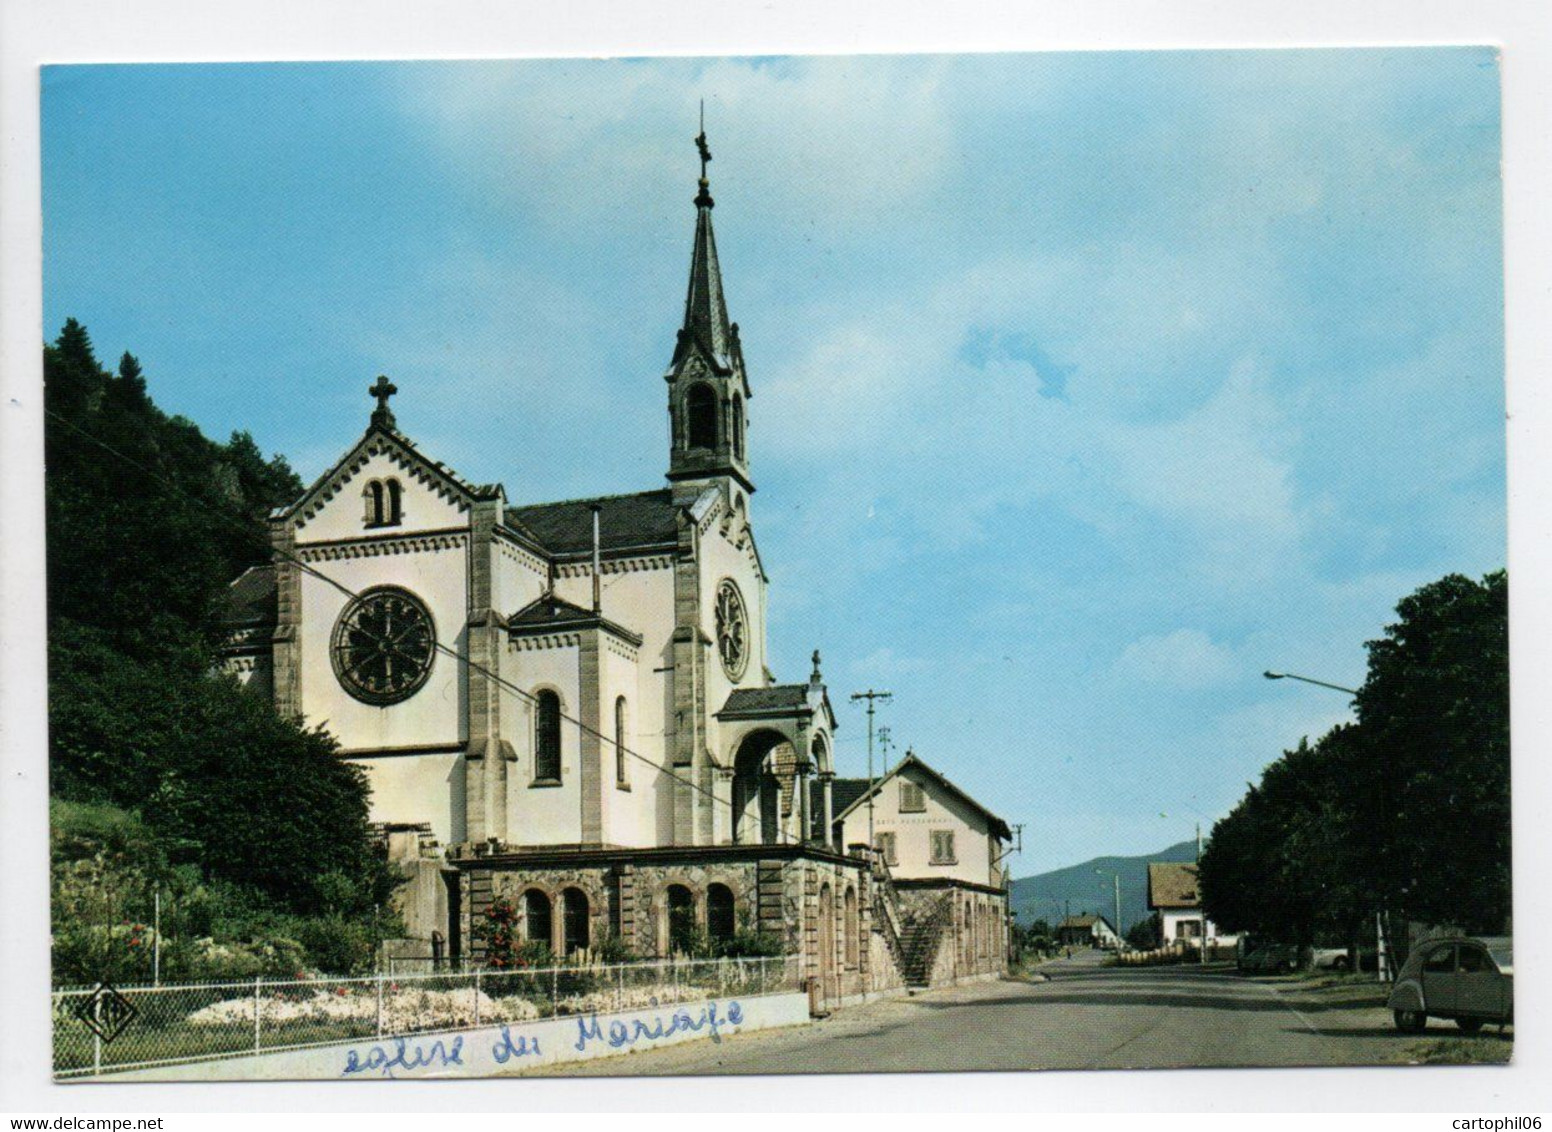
665,114,753,503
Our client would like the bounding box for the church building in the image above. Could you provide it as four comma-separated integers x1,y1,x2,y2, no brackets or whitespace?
222,129,1010,1004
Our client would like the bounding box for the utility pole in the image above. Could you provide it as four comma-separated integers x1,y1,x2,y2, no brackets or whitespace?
849,689,892,849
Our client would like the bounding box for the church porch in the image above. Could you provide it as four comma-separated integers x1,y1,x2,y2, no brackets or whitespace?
450,842,889,1010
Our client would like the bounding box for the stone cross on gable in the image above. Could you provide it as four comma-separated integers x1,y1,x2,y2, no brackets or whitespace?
370,374,398,428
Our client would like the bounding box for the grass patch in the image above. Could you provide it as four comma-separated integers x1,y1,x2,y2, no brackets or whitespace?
1407,1037,1512,1065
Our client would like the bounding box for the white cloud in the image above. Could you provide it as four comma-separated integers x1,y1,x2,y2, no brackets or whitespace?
1113,629,1237,691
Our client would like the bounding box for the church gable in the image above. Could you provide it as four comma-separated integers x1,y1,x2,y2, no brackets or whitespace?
286,427,499,544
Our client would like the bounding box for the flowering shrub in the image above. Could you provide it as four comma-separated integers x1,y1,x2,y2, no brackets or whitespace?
473,897,553,970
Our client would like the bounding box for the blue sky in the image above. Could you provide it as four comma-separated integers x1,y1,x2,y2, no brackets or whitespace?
41,50,1505,877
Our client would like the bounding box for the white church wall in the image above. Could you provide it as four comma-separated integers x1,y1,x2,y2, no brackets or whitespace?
492,534,548,618
599,637,656,847
294,448,471,545
296,542,469,753
697,517,768,762
501,641,583,846
349,751,466,847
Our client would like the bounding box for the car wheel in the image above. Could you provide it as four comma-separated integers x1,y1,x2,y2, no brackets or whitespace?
1456,1017,1485,1034
1333,956,1350,972
1394,1009,1427,1033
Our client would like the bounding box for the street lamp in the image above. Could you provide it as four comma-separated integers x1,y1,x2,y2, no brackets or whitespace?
1263,671,1359,696
1264,666,1388,981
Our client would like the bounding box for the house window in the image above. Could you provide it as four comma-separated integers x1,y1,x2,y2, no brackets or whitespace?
900,781,926,813
929,829,957,865
875,831,898,866
534,690,562,783
1175,919,1201,940
666,885,696,955
614,696,629,787
843,886,859,967
686,383,718,450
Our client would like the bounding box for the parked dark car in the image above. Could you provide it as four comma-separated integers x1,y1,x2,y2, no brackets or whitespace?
1240,944,1299,974
1388,936,1512,1033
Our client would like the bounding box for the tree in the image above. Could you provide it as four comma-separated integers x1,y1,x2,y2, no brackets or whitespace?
45,320,394,921
1125,913,1160,950
1355,571,1509,933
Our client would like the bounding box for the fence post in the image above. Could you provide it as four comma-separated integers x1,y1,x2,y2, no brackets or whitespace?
92,997,102,1076
253,976,262,1053
551,965,559,1015
616,962,624,1013
473,969,482,1028
376,973,385,1038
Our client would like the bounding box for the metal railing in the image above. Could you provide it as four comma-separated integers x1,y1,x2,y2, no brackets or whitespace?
52,955,800,1079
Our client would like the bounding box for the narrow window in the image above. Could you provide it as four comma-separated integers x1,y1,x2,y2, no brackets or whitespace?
364,480,384,525
875,831,898,866
706,883,735,944
562,888,589,955
843,887,859,967
614,696,629,787
385,478,402,525
523,889,553,948
900,781,926,813
930,829,956,864
666,885,696,955
686,383,718,450
534,690,562,782
732,393,745,460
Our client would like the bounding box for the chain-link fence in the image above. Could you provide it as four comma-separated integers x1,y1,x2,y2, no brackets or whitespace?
52,955,800,1079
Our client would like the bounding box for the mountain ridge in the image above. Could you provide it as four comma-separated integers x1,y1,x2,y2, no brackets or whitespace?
1010,839,1200,935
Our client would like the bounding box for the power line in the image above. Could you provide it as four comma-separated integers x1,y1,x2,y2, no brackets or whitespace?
44,407,799,845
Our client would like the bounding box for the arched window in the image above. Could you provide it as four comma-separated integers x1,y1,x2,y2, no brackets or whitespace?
732,393,745,460
686,384,718,450
614,696,629,787
534,690,562,782
363,481,384,524
666,885,696,955
561,888,589,955
385,478,402,525
707,883,736,944
523,889,552,950
843,886,859,967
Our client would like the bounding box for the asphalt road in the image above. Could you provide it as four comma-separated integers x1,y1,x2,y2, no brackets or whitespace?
522,951,1489,1076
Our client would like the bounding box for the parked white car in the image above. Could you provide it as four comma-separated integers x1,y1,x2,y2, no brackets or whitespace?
1388,936,1512,1033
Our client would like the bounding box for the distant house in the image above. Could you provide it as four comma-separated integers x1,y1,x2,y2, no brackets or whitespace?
1147,862,1238,949
1057,914,1119,949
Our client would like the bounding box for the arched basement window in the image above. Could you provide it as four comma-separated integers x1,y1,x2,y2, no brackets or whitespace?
666,885,696,955
562,888,589,955
614,696,629,786
844,886,859,967
706,883,736,944
523,889,552,949
686,383,718,450
534,690,562,782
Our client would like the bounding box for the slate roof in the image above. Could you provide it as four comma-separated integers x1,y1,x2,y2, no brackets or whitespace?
828,777,871,818
221,565,278,625
504,489,680,557
507,593,643,646
720,684,812,716
1147,862,1202,910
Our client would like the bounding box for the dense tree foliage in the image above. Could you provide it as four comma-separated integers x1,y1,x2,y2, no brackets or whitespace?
1199,571,1509,954
46,320,399,973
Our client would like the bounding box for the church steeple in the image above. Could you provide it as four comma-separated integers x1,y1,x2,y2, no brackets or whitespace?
666,111,753,497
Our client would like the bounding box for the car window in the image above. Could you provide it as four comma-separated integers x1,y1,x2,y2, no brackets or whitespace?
1457,946,1489,973
1422,945,1456,974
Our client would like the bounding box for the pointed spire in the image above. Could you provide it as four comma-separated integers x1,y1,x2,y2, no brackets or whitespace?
677,108,736,370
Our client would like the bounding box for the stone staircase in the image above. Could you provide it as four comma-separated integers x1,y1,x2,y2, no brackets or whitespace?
897,895,953,988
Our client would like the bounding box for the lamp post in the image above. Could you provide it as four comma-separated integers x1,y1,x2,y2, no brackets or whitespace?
1263,667,1387,981
850,690,892,849
1094,869,1121,951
